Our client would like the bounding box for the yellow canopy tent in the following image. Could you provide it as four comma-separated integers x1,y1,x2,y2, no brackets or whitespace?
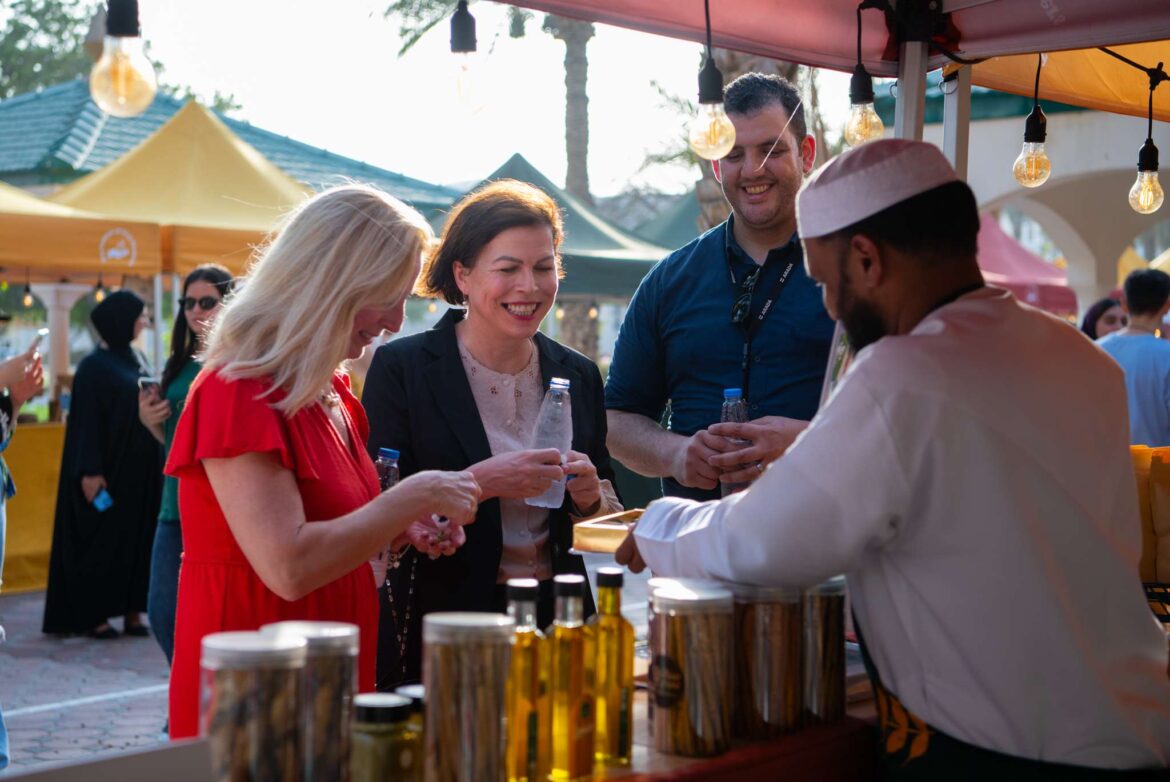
963,43,1170,124
1118,245,1150,287
51,101,310,277
0,180,161,281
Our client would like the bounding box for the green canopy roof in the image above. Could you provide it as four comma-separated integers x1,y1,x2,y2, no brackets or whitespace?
0,80,461,214
635,190,703,251
874,73,1087,126
460,153,670,299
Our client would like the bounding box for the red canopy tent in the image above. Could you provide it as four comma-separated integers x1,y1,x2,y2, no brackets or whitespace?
978,213,1077,317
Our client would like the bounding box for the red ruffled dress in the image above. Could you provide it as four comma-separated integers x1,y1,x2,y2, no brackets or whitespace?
165,370,380,739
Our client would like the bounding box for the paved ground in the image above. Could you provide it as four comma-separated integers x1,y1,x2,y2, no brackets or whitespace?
0,553,647,772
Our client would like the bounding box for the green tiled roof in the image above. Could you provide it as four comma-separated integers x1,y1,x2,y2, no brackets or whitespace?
0,79,461,212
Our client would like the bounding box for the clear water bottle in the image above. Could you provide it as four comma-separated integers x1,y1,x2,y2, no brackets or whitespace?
375,447,400,491
720,388,752,497
526,377,572,509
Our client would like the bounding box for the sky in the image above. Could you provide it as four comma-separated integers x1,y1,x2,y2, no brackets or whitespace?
134,0,853,198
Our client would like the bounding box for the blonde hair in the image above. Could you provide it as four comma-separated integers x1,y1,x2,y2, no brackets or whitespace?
202,183,433,413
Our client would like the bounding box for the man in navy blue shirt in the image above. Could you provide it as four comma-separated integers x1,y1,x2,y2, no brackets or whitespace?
605,73,834,501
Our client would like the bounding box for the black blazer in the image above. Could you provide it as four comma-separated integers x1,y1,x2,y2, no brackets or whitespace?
363,308,614,685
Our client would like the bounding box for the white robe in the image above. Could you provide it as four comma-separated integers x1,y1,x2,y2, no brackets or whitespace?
635,287,1170,768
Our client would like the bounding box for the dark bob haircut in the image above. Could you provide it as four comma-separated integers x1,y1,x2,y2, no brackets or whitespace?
419,179,565,305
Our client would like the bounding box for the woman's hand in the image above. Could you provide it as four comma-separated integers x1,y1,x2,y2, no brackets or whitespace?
392,469,482,526
564,450,602,516
394,515,467,559
137,389,169,445
9,353,43,409
468,449,564,500
80,475,107,503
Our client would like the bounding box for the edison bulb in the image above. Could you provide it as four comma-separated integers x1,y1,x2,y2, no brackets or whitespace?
21,289,33,308
587,306,599,319
1012,142,1052,188
844,102,884,146
1129,170,1165,214
94,287,107,303
555,307,565,320
90,36,157,118
688,103,736,161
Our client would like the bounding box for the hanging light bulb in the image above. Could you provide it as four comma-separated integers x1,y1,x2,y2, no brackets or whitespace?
845,65,884,146
687,0,735,161
588,305,599,320
89,0,157,118
20,269,32,308
94,276,107,303
449,0,480,112
555,307,565,320
1011,54,1051,188
1130,138,1165,214
427,301,438,314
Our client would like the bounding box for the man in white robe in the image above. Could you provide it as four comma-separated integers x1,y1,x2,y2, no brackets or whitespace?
617,139,1170,775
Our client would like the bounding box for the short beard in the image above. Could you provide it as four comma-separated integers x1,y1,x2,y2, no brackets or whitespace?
835,249,888,352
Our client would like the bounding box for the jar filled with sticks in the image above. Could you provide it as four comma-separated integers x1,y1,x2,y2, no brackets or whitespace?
732,583,804,738
262,621,361,781
422,613,515,782
200,631,307,782
648,581,734,757
804,576,847,725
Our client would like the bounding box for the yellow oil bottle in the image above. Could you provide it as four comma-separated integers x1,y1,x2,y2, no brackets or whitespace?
549,574,595,781
590,567,634,766
505,579,547,782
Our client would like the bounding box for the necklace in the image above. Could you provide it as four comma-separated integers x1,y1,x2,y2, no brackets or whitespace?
319,389,342,408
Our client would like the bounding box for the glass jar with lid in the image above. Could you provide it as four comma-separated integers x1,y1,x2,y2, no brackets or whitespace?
804,576,847,724
350,693,418,781
732,583,804,738
200,630,307,782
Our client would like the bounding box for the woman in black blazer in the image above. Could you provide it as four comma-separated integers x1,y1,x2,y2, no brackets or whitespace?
362,180,622,687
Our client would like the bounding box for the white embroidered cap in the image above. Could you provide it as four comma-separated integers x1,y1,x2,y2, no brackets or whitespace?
796,139,959,239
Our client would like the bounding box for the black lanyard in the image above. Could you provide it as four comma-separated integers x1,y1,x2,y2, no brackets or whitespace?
734,259,796,401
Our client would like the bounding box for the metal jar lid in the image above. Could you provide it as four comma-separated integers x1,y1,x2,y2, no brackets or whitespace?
394,684,425,713
650,580,733,614
423,612,515,644
354,693,412,724
201,631,307,670
807,575,847,596
260,621,359,657
730,582,803,603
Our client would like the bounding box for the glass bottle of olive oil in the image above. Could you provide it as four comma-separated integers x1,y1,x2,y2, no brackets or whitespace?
550,574,595,781
590,567,634,766
505,579,547,782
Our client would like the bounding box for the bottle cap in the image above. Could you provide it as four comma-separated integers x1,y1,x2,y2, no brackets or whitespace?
507,578,540,601
378,447,400,460
394,684,425,713
723,388,743,398
550,377,571,389
354,693,412,724
554,574,585,597
596,567,624,588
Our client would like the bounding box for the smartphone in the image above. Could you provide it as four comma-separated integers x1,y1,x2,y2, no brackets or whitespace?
92,487,114,512
30,327,49,352
137,376,161,395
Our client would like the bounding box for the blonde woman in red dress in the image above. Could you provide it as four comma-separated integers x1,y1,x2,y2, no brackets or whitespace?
165,185,480,738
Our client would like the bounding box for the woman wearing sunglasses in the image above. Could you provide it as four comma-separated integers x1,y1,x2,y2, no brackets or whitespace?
137,264,232,673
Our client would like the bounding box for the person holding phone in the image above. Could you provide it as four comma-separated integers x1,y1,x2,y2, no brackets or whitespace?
43,291,162,640
0,338,45,770
138,264,232,671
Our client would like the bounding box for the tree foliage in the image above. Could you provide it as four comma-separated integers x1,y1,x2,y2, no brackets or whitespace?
0,0,97,99
0,0,241,113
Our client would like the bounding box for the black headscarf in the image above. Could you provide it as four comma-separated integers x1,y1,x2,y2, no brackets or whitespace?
90,290,145,351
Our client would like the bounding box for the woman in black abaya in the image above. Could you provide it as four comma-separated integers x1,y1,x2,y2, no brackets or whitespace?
42,291,162,638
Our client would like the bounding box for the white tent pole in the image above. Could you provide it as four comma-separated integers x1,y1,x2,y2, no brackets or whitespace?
894,40,929,140
172,273,181,317
942,65,972,180
152,274,165,376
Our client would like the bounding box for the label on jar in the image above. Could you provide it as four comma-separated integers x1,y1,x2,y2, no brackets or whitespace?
649,654,684,708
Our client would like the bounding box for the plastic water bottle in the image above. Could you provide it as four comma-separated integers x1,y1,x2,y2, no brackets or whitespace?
371,447,401,585
526,377,572,509
720,388,752,497
375,447,400,491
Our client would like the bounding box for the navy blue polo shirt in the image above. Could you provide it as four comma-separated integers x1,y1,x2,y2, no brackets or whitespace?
605,217,834,500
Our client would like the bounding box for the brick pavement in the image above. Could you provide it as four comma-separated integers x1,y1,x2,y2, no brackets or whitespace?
0,554,647,772
0,591,169,770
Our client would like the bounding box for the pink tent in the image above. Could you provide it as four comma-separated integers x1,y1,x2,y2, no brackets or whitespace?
978,214,1077,317
510,0,1170,77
